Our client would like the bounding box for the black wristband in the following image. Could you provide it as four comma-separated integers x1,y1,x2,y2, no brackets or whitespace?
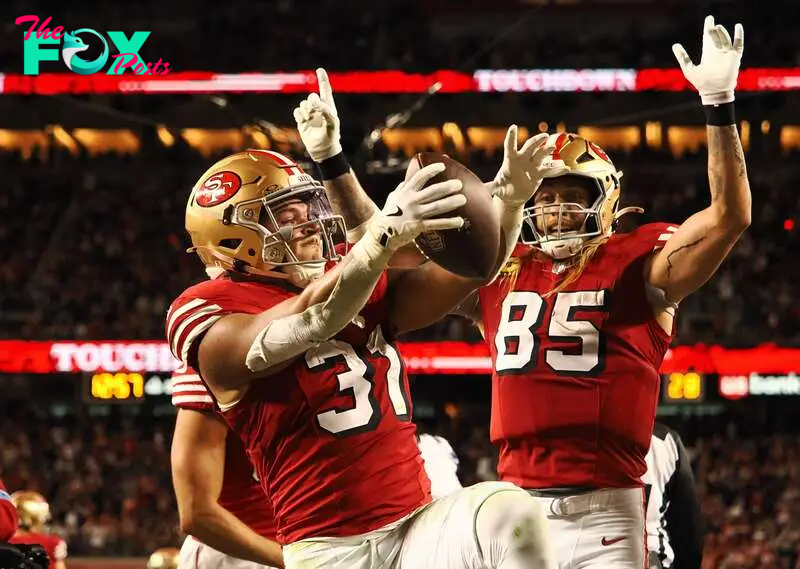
703,102,736,126
317,152,351,180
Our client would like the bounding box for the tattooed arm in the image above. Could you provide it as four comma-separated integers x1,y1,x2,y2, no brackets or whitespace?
294,68,426,266
322,170,377,241
324,171,428,267
644,124,751,303
646,16,751,304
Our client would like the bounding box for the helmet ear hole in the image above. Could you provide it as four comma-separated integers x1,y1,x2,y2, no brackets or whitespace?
218,238,242,250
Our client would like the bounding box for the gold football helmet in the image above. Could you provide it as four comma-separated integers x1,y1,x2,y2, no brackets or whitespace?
11,491,50,531
147,547,180,569
522,133,634,259
186,149,346,285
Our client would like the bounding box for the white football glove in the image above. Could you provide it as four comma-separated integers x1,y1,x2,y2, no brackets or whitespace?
367,162,465,252
488,125,568,207
293,68,342,162
672,16,744,106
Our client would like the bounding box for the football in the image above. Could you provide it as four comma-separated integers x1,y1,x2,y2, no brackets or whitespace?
405,152,500,280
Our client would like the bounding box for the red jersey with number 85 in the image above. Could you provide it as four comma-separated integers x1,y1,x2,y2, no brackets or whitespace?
478,223,678,489
166,274,430,544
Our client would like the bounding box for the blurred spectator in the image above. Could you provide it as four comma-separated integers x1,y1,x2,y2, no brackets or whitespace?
0,409,179,556
1,140,798,346
1,400,800,566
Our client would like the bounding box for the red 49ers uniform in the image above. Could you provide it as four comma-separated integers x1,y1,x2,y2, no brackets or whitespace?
478,222,678,569
171,364,277,540
166,274,430,545
0,481,16,541
171,365,279,568
10,532,66,567
479,223,678,489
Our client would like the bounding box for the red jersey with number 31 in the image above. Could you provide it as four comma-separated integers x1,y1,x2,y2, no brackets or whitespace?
478,223,678,489
166,274,430,545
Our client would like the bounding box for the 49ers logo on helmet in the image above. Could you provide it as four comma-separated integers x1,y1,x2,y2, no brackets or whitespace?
196,171,242,207
587,141,612,164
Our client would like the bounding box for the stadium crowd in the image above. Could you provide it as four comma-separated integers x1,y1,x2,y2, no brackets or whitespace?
1,141,797,346
1,403,799,568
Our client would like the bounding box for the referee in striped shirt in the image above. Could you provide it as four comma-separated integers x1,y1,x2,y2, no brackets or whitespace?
643,423,705,569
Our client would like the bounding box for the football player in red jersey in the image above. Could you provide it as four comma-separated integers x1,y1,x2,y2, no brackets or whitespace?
9,491,67,569
298,17,748,568
170,364,283,568
166,148,556,569
0,481,16,542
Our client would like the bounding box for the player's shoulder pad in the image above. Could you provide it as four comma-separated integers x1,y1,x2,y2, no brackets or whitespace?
497,243,533,276
607,222,679,266
172,277,241,306
165,279,238,363
626,222,680,251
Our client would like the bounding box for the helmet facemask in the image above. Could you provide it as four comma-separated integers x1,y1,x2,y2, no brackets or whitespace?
224,176,346,284
521,172,621,260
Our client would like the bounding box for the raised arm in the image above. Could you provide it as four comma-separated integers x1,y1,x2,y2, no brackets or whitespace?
645,16,750,304
292,68,376,236
294,68,428,270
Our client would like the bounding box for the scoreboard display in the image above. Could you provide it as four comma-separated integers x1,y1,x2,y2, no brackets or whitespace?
661,372,705,403
83,372,173,403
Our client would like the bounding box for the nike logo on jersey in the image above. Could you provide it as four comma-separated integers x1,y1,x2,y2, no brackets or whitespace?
386,206,403,217
601,536,626,547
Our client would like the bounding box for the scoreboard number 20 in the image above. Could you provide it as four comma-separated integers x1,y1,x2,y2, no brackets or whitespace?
663,372,704,403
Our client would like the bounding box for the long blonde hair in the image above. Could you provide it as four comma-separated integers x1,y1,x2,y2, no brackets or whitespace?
499,235,610,301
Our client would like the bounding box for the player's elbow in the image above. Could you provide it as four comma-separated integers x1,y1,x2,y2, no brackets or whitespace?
178,505,206,536
710,202,751,235
176,492,215,536
723,207,751,234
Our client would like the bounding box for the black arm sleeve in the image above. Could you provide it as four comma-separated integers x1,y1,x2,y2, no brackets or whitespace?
663,431,705,569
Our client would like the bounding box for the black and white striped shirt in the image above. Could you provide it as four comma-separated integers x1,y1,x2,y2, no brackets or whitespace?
642,423,704,569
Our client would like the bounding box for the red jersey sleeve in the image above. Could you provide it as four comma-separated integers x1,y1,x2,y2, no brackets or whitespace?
165,282,241,367
0,481,16,541
54,537,67,560
624,222,680,260
171,364,215,412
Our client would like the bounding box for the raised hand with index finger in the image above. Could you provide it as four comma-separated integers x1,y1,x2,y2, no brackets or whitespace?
293,68,343,162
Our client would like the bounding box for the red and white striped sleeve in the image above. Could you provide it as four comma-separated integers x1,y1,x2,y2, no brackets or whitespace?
645,222,680,251
171,366,215,411
165,295,227,366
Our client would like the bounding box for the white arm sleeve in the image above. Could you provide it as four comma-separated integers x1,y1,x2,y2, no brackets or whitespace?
489,196,524,282
245,231,392,372
345,210,378,243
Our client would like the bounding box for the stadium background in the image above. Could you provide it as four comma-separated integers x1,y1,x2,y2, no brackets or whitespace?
2,0,800,567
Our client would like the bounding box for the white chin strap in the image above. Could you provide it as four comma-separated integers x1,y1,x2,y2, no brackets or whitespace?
284,261,326,287
539,237,587,260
